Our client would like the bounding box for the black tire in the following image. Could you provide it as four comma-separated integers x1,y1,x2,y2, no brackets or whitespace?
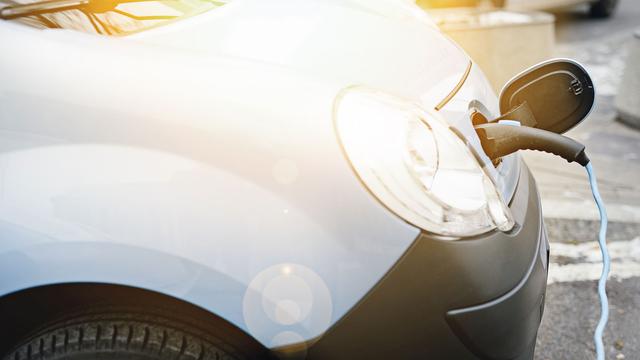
2,309,268,360
589,0,619,18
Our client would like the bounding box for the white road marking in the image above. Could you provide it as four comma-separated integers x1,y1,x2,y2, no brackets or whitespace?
548,238,640,284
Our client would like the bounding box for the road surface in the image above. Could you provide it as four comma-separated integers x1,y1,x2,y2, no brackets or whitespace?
529,1,640,359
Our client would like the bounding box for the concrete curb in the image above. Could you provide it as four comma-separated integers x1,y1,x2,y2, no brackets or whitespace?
616,30,640,129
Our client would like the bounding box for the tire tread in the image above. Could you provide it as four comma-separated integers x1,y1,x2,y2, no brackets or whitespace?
3,312,247,360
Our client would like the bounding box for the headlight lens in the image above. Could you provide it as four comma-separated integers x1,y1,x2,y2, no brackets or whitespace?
334,87,514,237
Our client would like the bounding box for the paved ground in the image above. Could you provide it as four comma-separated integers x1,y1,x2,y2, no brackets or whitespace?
527,1,640,359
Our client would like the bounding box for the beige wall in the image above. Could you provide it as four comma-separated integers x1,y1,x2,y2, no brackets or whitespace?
430,10,555,93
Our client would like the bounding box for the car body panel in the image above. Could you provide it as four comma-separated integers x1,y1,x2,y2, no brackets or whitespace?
0,0,525,350
296,163,546,359
0,24,423,347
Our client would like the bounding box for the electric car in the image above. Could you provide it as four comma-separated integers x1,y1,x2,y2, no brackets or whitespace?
0,0,551,359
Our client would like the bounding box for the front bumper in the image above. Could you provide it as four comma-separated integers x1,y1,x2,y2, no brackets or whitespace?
300,161,549,359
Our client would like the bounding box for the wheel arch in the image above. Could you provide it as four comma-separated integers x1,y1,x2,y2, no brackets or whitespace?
0,241,265,356
0,282,268,358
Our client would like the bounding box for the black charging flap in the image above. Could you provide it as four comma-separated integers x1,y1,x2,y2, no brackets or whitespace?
499,59,595,134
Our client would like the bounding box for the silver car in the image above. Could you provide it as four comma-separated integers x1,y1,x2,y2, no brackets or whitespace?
0,0,554,359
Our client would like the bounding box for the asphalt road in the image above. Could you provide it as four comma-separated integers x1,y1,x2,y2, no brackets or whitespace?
529,1,640,359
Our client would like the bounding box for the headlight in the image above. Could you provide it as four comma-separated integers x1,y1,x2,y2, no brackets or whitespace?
334,87,514,237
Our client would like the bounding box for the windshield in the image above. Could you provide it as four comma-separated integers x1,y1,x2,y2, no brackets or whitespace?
0,0,229,35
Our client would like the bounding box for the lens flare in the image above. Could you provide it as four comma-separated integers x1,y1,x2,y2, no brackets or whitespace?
243,263,332,348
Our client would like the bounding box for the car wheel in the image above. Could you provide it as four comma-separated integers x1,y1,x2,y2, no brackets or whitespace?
589,0,619,18
2,310,265,360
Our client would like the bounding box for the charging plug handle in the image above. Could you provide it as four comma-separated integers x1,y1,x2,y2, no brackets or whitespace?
475,123,590,166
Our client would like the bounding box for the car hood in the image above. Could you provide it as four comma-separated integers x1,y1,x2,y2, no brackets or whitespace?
129,0,516,198
131,0,467,105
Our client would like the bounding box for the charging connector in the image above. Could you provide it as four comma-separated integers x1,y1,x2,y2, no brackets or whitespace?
475,123,590,166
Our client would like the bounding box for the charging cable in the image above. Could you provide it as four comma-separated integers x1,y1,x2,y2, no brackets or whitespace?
586,162,610,360
476,123,610,360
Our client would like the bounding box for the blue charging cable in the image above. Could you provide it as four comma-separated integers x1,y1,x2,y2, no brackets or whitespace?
586,162,610,360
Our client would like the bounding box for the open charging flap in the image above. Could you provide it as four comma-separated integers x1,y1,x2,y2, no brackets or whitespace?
498,59,595,134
